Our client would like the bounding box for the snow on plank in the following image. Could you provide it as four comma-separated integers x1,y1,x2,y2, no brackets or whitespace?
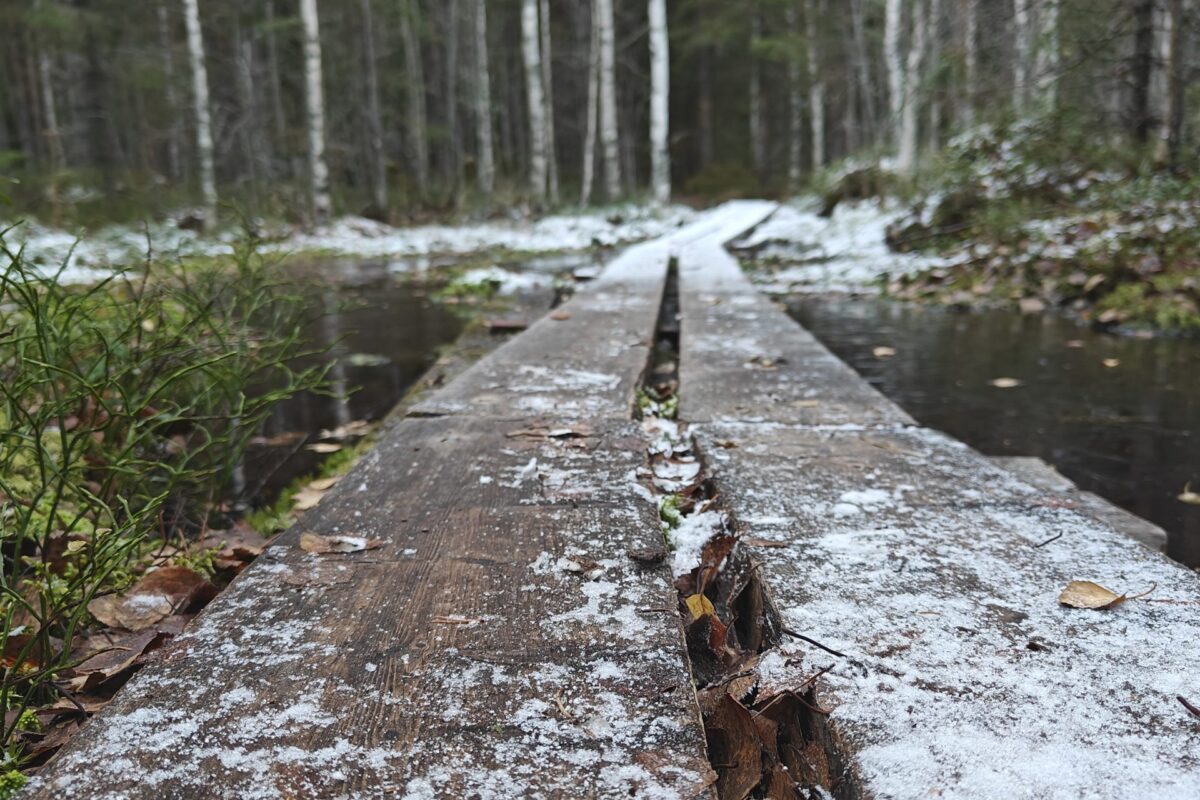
694,422,1200,799
27,418,715,800
677,240,911,426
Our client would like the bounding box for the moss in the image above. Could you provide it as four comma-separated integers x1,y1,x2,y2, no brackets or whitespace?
0,769,27,800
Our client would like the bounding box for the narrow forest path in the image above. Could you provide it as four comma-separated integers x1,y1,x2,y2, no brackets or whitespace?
25,202,1200,800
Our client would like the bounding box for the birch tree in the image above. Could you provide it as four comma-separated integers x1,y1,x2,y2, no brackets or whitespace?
749,13,767,179
787,5,804,190
1036,0,1060,108
360,0,387,213
581,5,601,205
596,0,622,199
1013,0,1032,111
299,0,332,221
400,0,429,197
806,0,826,169
539,0,560,201
33,0,65,173
648,0,670,204
962,0,978,128
181,0,217,226
474,0,495,195
521,0,548,200
885,0,904,154
898,0,928,174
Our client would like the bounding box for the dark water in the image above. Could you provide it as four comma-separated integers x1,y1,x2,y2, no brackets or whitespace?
788,296,1200,566
243,252,602,500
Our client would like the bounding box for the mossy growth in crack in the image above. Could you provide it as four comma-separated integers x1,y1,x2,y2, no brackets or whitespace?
634,263,839,799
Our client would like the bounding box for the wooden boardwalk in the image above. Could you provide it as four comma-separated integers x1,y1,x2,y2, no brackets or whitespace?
28,202,1200,799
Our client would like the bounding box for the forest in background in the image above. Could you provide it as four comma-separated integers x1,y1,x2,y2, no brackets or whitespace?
0,0,1196,227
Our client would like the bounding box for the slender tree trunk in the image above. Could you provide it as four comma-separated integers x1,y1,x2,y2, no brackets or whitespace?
1013,0,1032,111
849,0,876,144
1036,0,1060,107
474,0,495,195
181,0,217,226
963,0,978,127
1130,0,1157,142
927,0,942,152
539,0,559,202
445,0,464,191
359,0,387,213
749,12,767,179
235,27,264,198
786,5,803,190
264,0,288,174
648,0,670,204
33,0,65,173
698,49,715,168
806,0,826,169
158,0,181,180
885,0,904,154
299,0,332,221
596,0,622,199
521,0,548,201
401,0,430,198
898,0,928,174
581,2,601,205
1158,0,1186,166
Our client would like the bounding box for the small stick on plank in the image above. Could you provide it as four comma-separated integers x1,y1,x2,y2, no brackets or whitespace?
1034,532,1064,548
1178,696,1200,721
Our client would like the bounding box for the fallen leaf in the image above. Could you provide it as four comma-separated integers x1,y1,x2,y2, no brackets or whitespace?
66,628,165,692
305,442,344,454
292,475,343,511
1066,339,1086,349
1018,297,1045,314
318,419,374,440
627,547,667,565
298,532,384,554
873,346,896,358
741,537,788,549
1102,358,1120,368
686,593,715,621
87,567,216,631
1058,580,1155,610
550,310,572,321
1179,483,1200,505
705,693,763,800
990,377,1022,389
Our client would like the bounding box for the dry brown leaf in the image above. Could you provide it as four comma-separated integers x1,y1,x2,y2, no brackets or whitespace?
87,567,216,631
873,346,896,358
1178,484,1200,505
686,593,715,621
990,377,1022,389
305,442,344,454
1066,339,1086,349
298,532,383,554
1058,580,1156,610
742,537,789,549
550,310,572,321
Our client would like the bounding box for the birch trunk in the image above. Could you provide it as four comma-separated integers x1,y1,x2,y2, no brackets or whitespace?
927,0,942,152
806,0,826,168
474,0,495,195
786,6,803,190
749,13,767,178
596,0,622,199
1013,0,1032,111
884,0,903,153
898,0,928,174
648,0,670,204
539,0,559,202
299,0,332,221
360,0,387,213
963,0,978,127
1036,0,1059,107
181,0,217,226
581,3,600,205
400,0,430,197
34,0,65,172
521,0,548,200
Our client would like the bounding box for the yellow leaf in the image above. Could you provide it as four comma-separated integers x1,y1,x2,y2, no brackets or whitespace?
1059,580,1127,609
685,593,715,621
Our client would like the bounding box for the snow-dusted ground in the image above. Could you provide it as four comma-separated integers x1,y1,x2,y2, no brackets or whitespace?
733,199,951,293
0,204,698,285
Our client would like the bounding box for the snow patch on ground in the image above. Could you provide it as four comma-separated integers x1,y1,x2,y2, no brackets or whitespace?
734,200,952,293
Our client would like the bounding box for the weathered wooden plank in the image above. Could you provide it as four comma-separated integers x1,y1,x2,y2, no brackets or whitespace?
677,242,911,426
27,418,714,799
693,422,1200,798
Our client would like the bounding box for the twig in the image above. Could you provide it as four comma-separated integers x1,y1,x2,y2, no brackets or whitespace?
781,628,852,660
1178,695,1200,721
1034,532,1064,548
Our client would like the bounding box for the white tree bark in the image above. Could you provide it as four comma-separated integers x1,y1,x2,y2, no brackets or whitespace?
885,0,904,153
596,0,622,199
299,0,332,221
1013,0,1032,111
648,0,670,204
963,0,978,127
181,0,217,226
898,0,928,174
1036,0,1060,107
158,1,181,179
581,3,601,206
539,0,559,202
34,0,65,172
521,0,548,200
787,5,804,190
474,0,495,195
806,0,826,169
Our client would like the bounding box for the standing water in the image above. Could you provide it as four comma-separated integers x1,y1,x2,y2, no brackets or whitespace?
788,296,1200,566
